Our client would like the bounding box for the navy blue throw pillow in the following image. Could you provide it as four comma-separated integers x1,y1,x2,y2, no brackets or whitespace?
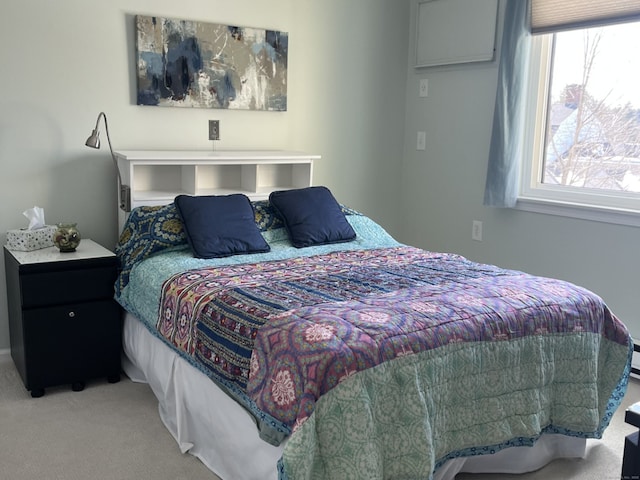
269,186,356,248
174,194,270,259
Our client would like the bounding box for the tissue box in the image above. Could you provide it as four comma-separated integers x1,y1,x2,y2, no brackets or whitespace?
6,225,57,251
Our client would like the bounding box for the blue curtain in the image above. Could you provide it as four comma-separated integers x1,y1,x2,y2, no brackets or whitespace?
483,0,532,207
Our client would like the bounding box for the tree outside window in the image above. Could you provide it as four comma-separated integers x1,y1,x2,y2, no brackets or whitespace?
542,24,640,193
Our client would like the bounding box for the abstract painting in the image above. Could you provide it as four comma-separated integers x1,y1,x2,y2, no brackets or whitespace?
135,15,288,111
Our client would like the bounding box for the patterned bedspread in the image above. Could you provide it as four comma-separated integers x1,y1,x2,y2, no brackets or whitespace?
157,244,632,479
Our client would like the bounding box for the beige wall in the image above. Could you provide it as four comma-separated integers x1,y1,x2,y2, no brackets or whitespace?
0,0,409,350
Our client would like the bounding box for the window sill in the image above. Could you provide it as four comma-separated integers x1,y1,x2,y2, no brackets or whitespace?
515,196,640,227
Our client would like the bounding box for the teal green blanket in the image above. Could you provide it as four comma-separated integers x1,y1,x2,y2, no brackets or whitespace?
281,334,631,479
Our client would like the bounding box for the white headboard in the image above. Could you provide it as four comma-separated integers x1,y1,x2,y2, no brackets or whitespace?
114,150,319,231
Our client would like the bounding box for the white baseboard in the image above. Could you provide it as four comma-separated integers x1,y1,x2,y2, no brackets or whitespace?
0,349,11,358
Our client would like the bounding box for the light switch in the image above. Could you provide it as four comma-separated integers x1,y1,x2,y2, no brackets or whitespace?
417,131,426,150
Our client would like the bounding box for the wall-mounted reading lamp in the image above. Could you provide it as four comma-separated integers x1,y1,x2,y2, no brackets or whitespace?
85,112,131,211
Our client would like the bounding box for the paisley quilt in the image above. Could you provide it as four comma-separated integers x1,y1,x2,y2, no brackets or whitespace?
156,244,632,478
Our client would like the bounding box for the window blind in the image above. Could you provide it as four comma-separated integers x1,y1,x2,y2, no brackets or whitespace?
531,0,640,34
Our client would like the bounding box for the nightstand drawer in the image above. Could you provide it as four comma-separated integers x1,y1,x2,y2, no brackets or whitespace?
22,300,121,390
20,266,116,308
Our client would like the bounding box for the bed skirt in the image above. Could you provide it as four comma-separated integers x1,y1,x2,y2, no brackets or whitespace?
122,312,587,480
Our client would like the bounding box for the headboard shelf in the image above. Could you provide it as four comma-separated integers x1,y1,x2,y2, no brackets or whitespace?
114,150,318,228
114,150,318,163
131,190,190,203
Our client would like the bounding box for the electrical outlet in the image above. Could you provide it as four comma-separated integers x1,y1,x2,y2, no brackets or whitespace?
419,78,428,97
208,120,220,140
472,220,483,242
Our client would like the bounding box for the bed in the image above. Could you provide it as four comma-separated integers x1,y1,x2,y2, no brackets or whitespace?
115,186,632,480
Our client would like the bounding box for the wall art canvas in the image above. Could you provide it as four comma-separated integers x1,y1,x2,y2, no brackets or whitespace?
135,15,288,111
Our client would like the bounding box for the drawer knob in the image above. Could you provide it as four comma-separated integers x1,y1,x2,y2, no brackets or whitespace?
68,311,75,318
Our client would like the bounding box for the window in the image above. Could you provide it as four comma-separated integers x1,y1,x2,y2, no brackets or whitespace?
520,20,640,225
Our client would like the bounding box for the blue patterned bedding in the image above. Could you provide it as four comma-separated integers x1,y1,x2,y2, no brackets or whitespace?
116,205,632,480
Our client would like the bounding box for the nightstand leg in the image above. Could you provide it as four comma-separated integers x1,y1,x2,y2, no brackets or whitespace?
107,373,121,383
622,431,640,479
71,381,85,392
30,388,45,398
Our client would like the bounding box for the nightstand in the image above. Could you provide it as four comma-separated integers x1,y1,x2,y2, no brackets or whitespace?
622,401,640,479
4,239,121,397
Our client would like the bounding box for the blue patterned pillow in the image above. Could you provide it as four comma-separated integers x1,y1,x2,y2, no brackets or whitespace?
115,203,187,295
252,200,285,231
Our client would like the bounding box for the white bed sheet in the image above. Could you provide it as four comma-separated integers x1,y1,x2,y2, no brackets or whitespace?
122,312,587,480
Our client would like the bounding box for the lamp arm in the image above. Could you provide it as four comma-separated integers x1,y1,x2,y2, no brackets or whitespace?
97,112,123,189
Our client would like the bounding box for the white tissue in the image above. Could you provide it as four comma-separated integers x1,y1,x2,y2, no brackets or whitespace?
23,206,46,230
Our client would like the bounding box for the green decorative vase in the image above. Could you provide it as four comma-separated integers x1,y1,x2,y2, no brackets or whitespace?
53,223,81,252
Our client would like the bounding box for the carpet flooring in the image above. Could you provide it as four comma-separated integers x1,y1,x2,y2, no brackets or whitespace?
0,354,637,480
